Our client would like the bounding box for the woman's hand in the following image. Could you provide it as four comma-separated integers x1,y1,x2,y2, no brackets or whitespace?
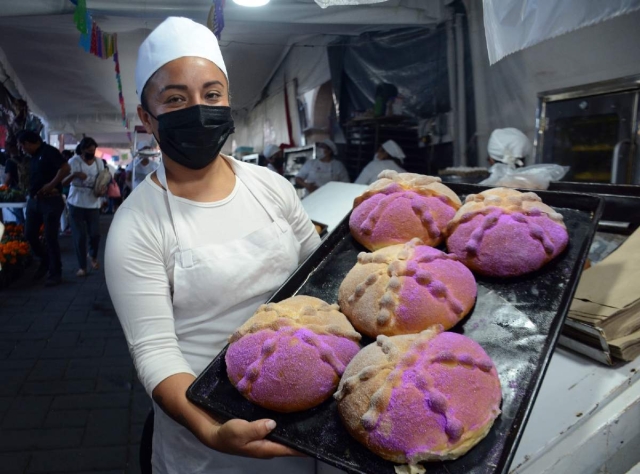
151,373,302,460
203,418,301,458
75,172,88,180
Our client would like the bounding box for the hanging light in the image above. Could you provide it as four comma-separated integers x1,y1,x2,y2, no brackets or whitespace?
232,0,270,6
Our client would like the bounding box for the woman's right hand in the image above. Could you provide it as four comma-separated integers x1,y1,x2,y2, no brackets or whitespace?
204,418,302,459
151,373,302,460
75,172,88,180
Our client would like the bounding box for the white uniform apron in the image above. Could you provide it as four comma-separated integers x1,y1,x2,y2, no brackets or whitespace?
152,161,316,474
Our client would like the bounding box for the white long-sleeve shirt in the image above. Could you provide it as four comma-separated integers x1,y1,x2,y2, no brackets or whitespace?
105,160,320,396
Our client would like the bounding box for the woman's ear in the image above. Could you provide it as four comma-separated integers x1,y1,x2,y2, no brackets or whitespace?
137,105,155,135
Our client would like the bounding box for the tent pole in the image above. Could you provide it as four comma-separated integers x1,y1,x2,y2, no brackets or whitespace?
456,13,467,167
447,13,459,167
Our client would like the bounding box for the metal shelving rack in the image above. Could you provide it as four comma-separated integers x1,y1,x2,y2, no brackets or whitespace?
344,117,426,180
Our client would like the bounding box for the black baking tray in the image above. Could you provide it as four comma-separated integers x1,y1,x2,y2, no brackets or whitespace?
549,181,640,227
187,184,604,474
311,220,329,238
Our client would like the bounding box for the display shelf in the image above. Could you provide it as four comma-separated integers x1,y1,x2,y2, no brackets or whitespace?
344,117,428,179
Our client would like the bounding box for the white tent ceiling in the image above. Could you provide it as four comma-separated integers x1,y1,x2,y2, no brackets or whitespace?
0,0,445,146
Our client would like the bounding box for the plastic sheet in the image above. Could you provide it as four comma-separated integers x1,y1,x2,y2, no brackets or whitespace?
483,0,640,64
315,0,388,7
479,163,569,190
328,27,450,121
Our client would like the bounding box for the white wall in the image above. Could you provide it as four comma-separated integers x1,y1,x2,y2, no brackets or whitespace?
466,1,640,165
231,37,331,154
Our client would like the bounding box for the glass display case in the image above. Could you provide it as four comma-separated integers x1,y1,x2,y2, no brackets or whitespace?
536,75,640,184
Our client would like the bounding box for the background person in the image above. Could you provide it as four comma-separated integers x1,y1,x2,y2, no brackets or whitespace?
59,149,74,235
355,139,407,185
487,128,532,168
295,139,349,194
3,139,28,224
126,143,160,191
262,144,284,175
64,137,104,277
17,130,69,286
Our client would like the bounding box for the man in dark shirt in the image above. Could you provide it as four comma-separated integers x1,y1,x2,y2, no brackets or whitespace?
17,130,70,286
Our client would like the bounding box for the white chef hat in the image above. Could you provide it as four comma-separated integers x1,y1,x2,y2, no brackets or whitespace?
487,128,532,167
381,139,405,162
264,144,280,159
319,139,338,156
135,17,228,103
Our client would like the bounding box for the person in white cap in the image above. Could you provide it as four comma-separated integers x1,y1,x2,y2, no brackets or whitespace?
355,139,407,185
487,128,532,168
295,138,350,193
104,17,319,474
125,141,161,191
262,143,284,174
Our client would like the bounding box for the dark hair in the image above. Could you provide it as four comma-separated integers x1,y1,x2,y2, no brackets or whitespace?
140,84,151,113
78,137,98,154
16,130,42,145
61,150,74,160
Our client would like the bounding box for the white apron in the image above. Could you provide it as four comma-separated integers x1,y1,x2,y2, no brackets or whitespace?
152,161,317,474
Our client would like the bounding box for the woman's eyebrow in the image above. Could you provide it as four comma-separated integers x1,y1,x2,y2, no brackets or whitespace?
202,80,224,89
159,84,188,94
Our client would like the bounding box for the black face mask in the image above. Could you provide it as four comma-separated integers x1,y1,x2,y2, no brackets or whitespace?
84,152,95,161
146,105,234,170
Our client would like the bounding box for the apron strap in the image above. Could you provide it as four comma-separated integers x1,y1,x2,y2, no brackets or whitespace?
156,164,193,266
230,157,288,233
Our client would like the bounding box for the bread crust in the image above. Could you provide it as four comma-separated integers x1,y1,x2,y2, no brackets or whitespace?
226,296,361,412
335,328,502,464
445,188,569,277
350,171,461,251
339,239,477,337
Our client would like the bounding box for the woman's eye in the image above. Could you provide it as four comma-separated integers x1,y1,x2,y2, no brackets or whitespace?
206,92,221,100
165,96,185,104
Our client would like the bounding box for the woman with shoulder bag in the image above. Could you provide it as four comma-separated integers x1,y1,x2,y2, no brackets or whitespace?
64,137,104,276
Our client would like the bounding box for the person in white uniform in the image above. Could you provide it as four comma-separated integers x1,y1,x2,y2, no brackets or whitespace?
486,128,531,168
126,143,160,190
105,17,321,474
263,144,282,173
295,139,350,193
355,139,407,185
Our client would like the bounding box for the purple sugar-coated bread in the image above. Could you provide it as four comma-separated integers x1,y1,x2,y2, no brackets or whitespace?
226,296,361,413
350,171,461,251
335,327,502,465
446,188,569,277
339,239,477,337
